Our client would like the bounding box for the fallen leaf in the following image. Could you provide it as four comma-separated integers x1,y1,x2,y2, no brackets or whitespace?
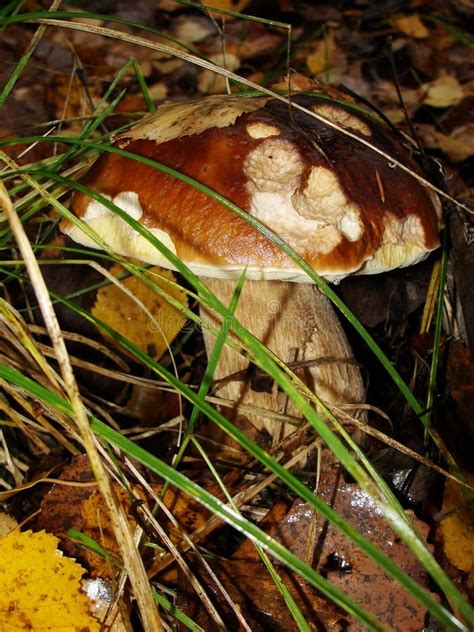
178,557,343,631
0,530,100,630
92,264,188,360
392,14,429,39
199,0,252,16
422,74,464,108
197,52,241,94
273,462,435,631
438,474,474,572
435,124,474,162
39,455,209,576
0,512,18,536
173,15,215,44
306,30,347,81
177,501,343,630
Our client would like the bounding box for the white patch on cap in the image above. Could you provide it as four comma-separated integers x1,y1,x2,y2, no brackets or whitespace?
313,104,371,137
361,213,430,274
244,143,363,256
382,212,425,246
293,166,362,241
64,192,177,266
251,190,344,254
131,227,177,264
111,191,143,220
246,122,281,139
83,191,143,223
244,138,303,192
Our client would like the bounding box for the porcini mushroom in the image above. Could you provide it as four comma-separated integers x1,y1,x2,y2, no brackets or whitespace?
61,85,442,441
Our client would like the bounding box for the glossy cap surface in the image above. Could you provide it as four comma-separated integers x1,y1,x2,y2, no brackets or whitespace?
62,92,442,282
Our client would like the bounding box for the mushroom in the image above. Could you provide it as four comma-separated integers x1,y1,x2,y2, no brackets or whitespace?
61,86,442,442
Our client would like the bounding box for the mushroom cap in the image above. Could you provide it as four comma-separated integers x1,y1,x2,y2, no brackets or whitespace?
62,92,442,282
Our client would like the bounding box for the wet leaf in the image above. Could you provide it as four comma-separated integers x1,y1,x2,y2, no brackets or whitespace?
177,501,344,631
273,462,434,631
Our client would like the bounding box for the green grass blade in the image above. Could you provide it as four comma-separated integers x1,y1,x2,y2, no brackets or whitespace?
152,590,205,632
0,335,469,630
0,362,405,630
1,138,471,627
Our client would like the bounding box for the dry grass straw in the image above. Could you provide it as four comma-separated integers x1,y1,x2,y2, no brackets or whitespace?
0,175,163,630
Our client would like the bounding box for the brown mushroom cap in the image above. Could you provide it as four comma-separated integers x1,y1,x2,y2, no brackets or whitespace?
62,93,442,282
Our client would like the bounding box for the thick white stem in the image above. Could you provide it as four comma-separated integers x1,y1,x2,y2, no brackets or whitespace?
200,278,365,441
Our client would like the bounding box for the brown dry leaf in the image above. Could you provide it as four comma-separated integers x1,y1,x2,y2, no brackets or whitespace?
438,474,474,572
422,74,464,108
392,14,429,38
178,558,343,631
177,500,344,631
38,455,129,576
39,455,209,577
444,341,474,471
235,27,282,61
92,264,187,360
0,530,100,630
273,461,434,631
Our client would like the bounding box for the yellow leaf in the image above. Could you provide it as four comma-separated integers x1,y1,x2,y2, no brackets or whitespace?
439,475,474,572
436,125,474,162
0,530,100,630
422,75,464,108
306,32,336,76
392,14,429,39
92,264,187,360
200,0,252,15
306,31,347,81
